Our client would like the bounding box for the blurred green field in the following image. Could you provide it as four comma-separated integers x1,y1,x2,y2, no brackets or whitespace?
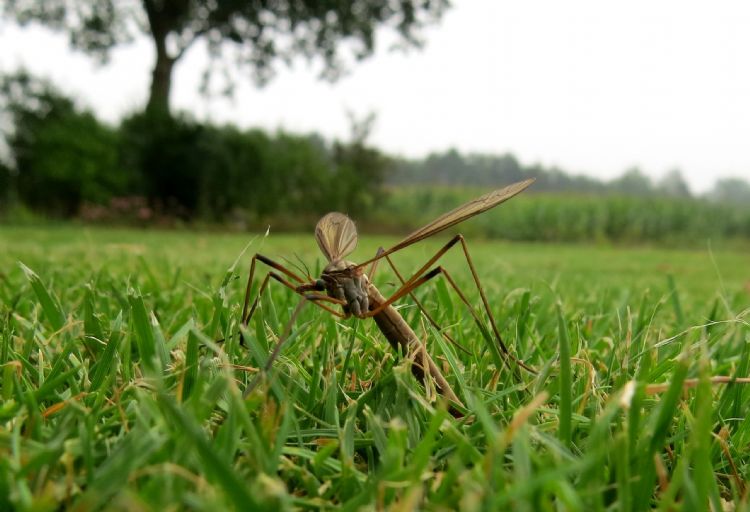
373,188,750,245
2,225,747,307
1,226,749,510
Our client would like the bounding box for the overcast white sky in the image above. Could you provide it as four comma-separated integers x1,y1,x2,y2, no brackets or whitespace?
2,1,749,192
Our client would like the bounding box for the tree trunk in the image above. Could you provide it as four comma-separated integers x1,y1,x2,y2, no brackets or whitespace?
146,29,174,116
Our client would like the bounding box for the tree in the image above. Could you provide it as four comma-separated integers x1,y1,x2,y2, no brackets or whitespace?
708,177,750,205
1,71,127,215
611,167,653,196
424,149,467,185
657,168,691,198
330,111,390,216
3,0,450,115
0,161,11,212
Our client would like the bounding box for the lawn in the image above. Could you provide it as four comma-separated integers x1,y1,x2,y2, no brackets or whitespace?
1,225,749,510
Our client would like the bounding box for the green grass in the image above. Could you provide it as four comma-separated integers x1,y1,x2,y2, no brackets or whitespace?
1,225,749,510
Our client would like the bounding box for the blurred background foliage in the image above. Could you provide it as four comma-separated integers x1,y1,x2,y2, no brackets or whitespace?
1,69,750,244
2,0,451,116
0,70,390,227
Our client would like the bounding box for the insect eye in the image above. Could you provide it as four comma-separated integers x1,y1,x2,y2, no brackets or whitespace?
315,279,326,290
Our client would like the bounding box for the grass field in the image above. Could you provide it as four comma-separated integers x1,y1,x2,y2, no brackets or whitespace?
1,225,749,510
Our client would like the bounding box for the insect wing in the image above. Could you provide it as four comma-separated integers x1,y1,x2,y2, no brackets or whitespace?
315,212,358,262
391,178,535,252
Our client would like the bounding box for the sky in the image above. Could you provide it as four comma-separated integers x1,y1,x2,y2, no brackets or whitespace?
1,1,749,193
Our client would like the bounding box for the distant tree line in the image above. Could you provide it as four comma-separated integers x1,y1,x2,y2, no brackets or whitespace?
389,149,750,204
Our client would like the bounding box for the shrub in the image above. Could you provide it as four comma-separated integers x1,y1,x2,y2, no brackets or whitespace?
1,71,130,216
0,162,11,212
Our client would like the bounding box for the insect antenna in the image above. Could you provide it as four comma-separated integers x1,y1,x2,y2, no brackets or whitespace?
283,254,313,282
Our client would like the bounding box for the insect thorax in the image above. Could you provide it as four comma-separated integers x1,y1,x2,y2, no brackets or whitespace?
320,260,369,318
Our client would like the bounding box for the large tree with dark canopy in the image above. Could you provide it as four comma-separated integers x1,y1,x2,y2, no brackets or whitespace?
3,0,449,115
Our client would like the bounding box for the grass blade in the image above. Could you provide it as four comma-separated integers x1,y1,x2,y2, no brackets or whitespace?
557,302,572,448
19,263,66,332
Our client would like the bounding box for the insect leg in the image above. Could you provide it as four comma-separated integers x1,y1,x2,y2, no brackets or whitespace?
242,253,346,328
243,297,309,398
420,265,536,374
362,235,534,375
242,253,306,325
366,245,466,354
244,270,346,328
381,252,471,355
366,247,386,283
236,255,346,348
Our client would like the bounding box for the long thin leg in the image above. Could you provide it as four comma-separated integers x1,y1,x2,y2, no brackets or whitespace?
242,254,347,327
377,248,470,356
362,235,534,374
243,297,309,398
367,247,470,354
426,265,536,374
242,254,306,325
368,264,534,389
244,269,346,327
236,254,347,348
367,247,385,284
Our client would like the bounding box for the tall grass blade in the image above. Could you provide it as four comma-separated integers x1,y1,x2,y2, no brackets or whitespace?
557,303,572,447
19,263,66,332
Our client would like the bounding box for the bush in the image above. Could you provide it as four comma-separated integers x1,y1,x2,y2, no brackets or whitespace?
329,139,390,218
119,113,334,221
0,71,390,224
117,110,389,223
0,162,11,212
119,110,203,218
1,71,130,216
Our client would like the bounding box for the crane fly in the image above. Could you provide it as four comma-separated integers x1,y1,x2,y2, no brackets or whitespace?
241,178,536,415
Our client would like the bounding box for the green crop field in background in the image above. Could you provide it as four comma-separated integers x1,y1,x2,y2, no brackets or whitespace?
373,188,750,245
1,226,749,510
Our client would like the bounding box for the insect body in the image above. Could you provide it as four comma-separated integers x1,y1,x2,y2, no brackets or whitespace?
242,179,536,413
316,258,369,318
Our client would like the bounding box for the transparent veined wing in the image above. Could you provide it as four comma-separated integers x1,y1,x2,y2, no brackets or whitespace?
355,178,535,268
315,212,358,262
392,178,535,251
